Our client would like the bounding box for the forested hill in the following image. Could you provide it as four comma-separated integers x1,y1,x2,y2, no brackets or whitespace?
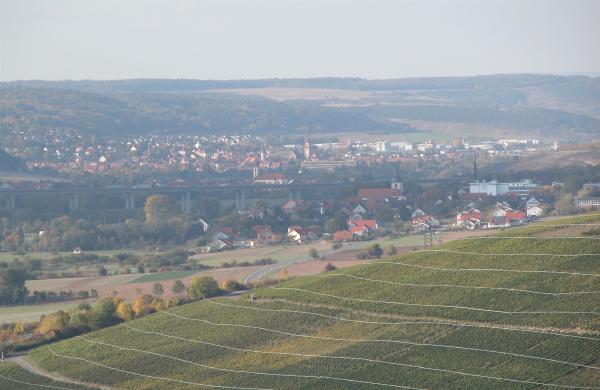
1,74,600,138
0,87,406,137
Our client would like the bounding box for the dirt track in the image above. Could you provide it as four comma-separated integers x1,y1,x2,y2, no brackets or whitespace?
7,355,111,389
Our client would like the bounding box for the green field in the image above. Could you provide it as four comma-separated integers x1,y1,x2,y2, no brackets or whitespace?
23,213,600,389
0,249,151,264
130,270,197,283
0,301,94,323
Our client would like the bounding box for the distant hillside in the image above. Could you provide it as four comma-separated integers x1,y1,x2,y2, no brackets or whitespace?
29,214,600,389
0,87,406,137
1,74,599,139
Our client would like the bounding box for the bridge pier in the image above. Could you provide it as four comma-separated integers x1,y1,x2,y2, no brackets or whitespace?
125,193,135,210
234,190,246,210
294,188,302,201
180,191,191,213
6,194,16,210
68,194,80,213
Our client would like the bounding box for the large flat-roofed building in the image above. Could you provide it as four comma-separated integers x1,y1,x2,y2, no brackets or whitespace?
469,179,538,197
575,197,600,208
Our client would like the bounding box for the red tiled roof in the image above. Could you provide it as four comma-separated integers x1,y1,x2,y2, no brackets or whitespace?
333,231,354,241
349,219,378,229
357,188,402,200
506,211,526,220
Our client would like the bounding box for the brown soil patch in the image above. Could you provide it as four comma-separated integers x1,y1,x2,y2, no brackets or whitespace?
284,259,367,277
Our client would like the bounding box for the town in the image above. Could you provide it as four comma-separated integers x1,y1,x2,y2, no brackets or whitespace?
1,1,600,386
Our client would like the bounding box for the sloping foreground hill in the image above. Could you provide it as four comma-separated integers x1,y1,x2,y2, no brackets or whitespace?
0,362,94,389
28,213,600,389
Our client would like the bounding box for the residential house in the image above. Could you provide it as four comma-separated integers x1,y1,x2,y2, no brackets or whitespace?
211,227,234,240
489,204,526,227
526,205,544,217
412,214,440,231
333,230,354,242
287,226,315,244
456,208,482,230
208,238,233,252
348,219,379,231
281,199,298,214
352,187,405,212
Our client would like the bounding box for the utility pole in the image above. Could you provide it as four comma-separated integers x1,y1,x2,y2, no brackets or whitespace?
423,222,433,247
473,150,478,181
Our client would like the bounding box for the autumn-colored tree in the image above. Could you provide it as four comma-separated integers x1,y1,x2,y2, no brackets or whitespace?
151,298,166,311
188,276,220,299
219,279,241,291
144,195,176,224
116,302,135,321
277,269,289,281
14,322,26,334
132,294,154,317
37,311,70,336
132,297,145,317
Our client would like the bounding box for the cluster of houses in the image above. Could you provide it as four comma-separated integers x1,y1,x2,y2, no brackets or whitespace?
456,197,545,230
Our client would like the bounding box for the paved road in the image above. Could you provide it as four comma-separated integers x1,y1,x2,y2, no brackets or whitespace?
6,355,111,390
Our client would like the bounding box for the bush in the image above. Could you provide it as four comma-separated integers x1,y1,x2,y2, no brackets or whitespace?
324,263,337,271
386,245,398,256
356,252,368,260
188,276,220,299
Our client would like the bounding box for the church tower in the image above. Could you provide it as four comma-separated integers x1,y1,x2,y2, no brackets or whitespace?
303,136,311,160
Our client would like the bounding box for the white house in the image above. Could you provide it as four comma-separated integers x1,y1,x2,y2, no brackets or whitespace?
526,197,541,208
527,205,543,217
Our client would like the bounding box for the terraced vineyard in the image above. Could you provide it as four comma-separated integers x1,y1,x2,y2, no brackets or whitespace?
0,362,94,389
18,214,600,389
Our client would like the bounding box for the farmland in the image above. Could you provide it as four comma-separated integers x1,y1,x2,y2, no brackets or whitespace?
8,213,600,389
0,302,95,323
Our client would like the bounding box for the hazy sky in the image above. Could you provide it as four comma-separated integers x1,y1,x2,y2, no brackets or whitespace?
1,0,599,81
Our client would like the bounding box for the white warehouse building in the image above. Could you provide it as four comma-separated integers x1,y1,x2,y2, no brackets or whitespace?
469,180,538,197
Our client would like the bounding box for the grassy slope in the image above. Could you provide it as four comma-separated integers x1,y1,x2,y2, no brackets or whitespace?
28,213,600,389
0,362,93,389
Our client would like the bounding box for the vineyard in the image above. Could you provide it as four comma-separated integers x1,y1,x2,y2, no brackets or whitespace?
13,213,600,389
0,362,94,389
